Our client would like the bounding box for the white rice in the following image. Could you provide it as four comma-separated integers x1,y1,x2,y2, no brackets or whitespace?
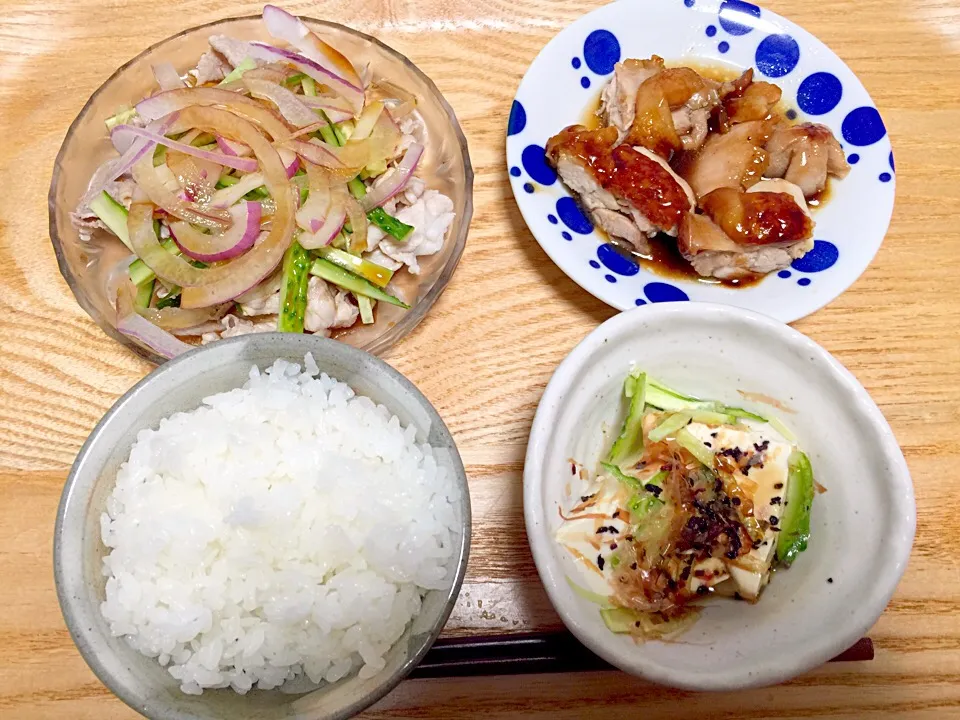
99,355,461,695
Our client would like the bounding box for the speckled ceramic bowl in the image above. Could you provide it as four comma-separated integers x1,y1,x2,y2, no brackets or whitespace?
54,333,471,719
524,303,914,690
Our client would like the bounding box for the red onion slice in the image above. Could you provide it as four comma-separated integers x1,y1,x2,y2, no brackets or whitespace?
80,115,177,209
170,201,262,262
117,311,193,359
277,147,300,178
352,102,384,140
246,42,363,114
216,136,252,157
243,77,320,128
138,302,232,330
360,143,424,211
262,5,364,90
136,88,292,141
132,155,232,229
298,206,345,249
153,62,185,91
112,125,257,172
211,172,264,208
299,95,353,123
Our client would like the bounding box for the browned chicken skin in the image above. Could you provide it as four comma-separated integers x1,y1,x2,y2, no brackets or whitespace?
764,123,852,197
546,125,695,249
676,119,776,199
714,68,783,129
700,187,813,245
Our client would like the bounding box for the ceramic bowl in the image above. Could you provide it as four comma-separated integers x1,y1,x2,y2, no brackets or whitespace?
49,15,473,364
54,333,471,719
507,0,894,323
524,303,914,690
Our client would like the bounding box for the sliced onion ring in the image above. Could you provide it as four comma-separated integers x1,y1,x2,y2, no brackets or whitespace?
170,201,262,262
112,124,257,172
138,302,232,330
246,42,363,114
153,62,185,91
128,106,296,306
133,158,233,229
136,88,292,141
360,142,423,211
117,311,194,359
262,5,364,94
299,95,353,123
243,77,319,128
210,172,264,208
216,136,251,156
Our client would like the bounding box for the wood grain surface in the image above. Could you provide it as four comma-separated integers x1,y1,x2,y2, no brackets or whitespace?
1,0,959,717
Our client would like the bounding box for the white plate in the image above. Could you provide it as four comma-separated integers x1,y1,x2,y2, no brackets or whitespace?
507,0,895,323
524,303,915,689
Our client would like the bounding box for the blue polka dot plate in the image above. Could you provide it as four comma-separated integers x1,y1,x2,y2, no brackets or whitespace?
506,0,895,323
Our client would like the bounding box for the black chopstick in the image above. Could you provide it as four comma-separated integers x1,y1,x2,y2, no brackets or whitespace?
409,630,874,679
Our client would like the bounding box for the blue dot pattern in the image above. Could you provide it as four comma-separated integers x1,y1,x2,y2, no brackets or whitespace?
583,30,621,75
785,109,797,120
644,282,689,303
521,145,557,185
557,197,593,234
797,278,811,286
635,299,647,306
605,274,617,283
718,0,762,36
523,183,534,194
548,214,558,224
589,260,600,269
510,166,521,177
684,0,695,7
791,240,839,273
706,25,717,37
597,243,639,276
562,231,572,241
572,57,581,69
507,100,526,136
718,41,730,54
889,151,895,171
879,172,891,182
848,153,860,164
755,34,800,78
841,107,886,146
778,270,792,278
797,72,842,115
581,76,591,89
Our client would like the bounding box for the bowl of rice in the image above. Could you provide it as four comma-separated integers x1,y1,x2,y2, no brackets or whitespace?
54,333,470,719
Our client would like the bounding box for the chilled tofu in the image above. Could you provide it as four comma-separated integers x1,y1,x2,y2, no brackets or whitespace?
684,420,793,599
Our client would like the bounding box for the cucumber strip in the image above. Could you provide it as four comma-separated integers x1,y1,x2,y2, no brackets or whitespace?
315,247,394,287
676,427,716,467
768,415,798,444
277,240,311,333
600,607,644,634
153,144,167,166
190,132,216,147
134,280,154,309
332,122,347,147
284,72,306,86
301,76,317,96
608,372,647,466
216,175,240,188
316,122,339,146
309,258,409,308
625,469,667,517
105,107,137,131
720,405,768,422
155,289,181,310
129,238,180,286
219,57,256,86
775,450,814,566
89,191,132,250
347,177,415,242
357,294,375,324
566,577,614,609
647,412,692,443
688,409,737,426
600,462,641,491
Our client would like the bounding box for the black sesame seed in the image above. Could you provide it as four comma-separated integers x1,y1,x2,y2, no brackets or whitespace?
635,621,642,628
827,577,834,584
580,495,592,502
610,543,618,550
610,526,619,534
630,562,638,570
725,549,738,559
644,483,663,497
597,554,605,570
571,462,577,475
694,569,705,577
625,535,634,542
732,497,741,506
704,441,712,448
612,510,620,519
710,432,718,438
770,516,779,526
696,585,709,595
770,496,782,505
774,483,784,489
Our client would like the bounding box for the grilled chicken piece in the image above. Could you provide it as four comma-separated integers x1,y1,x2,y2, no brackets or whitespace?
764,123,851,197
678,179,814,279
600,57,666,141
714,68,783,129
600,58,720,155
676,119,776,199
546,125,695,251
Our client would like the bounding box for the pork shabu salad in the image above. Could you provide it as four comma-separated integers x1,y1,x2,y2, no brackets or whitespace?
558,371,815,640
72,5,455,358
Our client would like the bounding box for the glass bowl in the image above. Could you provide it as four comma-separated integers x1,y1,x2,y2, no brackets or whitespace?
48,15,473,364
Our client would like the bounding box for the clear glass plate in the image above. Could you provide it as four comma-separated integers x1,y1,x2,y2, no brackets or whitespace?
49,15,473,364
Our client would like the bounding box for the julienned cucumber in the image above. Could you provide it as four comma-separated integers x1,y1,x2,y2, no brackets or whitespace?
346,178,415,242
277,240,311,333
89,192,132,250
775,450,815,566
309,258,409,308
315,247,394,287
129,239,180,286
608,372,646,466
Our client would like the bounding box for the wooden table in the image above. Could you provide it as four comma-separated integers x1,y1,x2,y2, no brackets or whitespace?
1,0,959,716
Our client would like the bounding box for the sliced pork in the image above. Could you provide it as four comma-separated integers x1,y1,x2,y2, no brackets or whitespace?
676,119,776,199
764,123,851,197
